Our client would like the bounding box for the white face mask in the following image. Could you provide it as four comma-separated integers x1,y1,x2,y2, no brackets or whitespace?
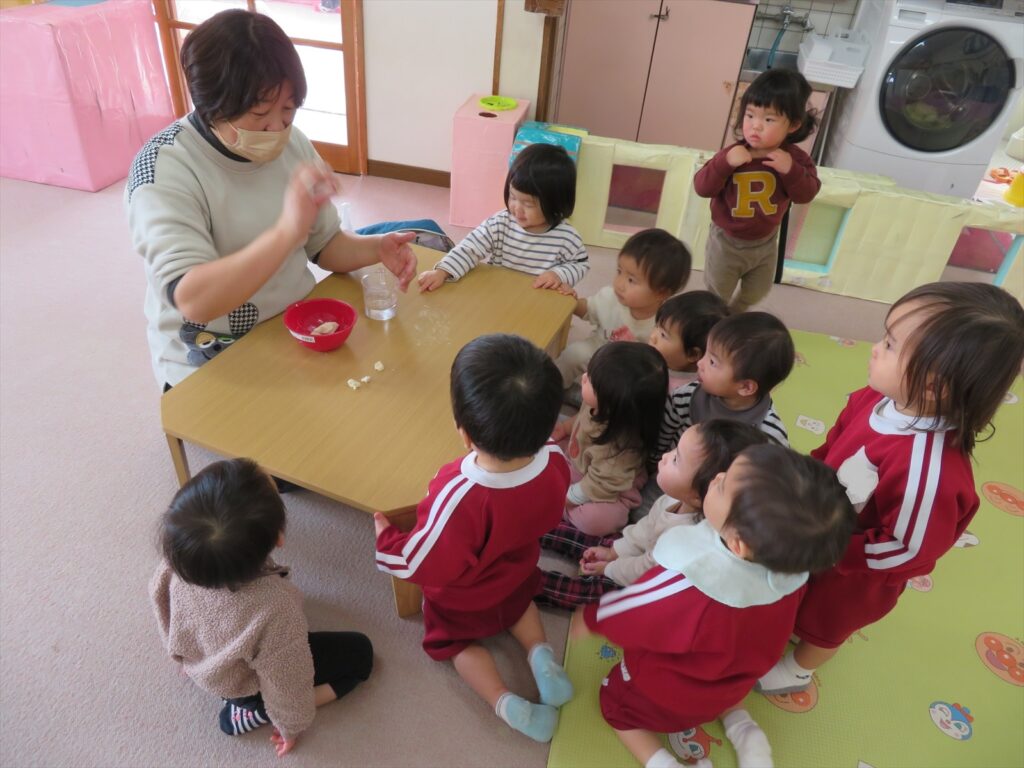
212,122,292,163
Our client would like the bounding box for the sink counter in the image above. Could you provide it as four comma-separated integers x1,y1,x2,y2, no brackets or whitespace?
739,49,836,92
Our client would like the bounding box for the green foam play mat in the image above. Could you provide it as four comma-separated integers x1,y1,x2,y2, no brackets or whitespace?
550,331,1024,768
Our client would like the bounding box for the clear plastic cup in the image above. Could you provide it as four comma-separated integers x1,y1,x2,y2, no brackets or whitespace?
361,267,398,321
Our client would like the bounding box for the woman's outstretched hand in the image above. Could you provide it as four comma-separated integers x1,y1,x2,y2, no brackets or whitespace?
378,232,418,292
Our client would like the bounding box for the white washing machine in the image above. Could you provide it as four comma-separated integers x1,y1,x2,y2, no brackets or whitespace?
825,0,1024,198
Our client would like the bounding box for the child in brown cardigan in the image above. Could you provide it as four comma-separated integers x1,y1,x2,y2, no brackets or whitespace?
150,458,373,756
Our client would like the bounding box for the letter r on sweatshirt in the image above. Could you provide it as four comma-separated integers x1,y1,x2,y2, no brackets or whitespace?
731,172,777,218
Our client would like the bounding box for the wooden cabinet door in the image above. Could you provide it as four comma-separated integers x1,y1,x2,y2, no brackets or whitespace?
639,0,754,151
556,0,663,141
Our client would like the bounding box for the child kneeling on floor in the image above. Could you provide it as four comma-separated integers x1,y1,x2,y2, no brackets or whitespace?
374,333,574,743
573,445,855,768
150,459,373,756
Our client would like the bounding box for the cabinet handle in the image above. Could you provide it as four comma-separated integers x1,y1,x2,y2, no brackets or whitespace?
650,7,669,20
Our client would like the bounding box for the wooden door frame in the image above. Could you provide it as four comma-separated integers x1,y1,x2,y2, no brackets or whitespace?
152,0,367,175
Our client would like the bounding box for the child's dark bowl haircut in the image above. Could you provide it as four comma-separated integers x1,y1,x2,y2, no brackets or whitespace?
160,458,285,591
503,143,577,227
621,229,692,295
656,291,730,359
690,420,768,503
727,445,856,574
451,334,563,462
588,341,668,457
709,312,794,395
181,10,306,126
890,282,1024,454
734,69,818,145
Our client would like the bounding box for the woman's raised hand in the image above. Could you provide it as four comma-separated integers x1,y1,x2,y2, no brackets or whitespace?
277,162,340,248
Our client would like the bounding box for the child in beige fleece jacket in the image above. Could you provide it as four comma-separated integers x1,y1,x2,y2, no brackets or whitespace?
150,458,373,756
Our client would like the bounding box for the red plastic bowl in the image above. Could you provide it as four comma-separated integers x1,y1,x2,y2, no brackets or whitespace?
283,298,357,352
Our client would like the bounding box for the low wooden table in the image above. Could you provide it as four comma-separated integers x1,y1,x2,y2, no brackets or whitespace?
161,246,574,615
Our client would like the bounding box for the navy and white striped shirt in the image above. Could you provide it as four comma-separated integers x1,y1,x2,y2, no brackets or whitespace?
657,380,789,456
436,210,589,286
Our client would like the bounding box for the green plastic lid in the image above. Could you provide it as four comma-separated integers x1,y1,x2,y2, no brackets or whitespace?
479,95,518,111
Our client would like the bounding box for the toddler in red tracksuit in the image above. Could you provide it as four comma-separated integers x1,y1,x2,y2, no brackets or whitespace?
575,445,855,768
757,282,1024,697
374,333,574,743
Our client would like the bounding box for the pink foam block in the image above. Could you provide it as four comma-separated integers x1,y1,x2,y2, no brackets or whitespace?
449,94,530,228
0,0,175,192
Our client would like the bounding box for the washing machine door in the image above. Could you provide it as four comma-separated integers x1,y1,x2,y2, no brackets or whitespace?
879,27,1015,152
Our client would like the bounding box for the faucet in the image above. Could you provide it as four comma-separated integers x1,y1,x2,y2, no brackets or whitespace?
756,5,815,69
758,4,814,32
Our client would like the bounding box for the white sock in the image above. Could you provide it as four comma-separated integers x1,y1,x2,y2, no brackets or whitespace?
494,691,514,721
645,747,686,768
756,651,814,694
723,710,773,768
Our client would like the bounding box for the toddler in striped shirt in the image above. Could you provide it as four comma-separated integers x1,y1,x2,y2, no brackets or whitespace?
418,143,589,292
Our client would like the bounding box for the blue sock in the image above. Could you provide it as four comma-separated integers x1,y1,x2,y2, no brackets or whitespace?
528,643,574,707
495,692,558,743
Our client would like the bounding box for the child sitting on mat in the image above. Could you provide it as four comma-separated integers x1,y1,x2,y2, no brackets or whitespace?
556,228,691,403
657,311,792,457
150,458,373,756
538,420,767,609
548,341,668,537
574,445,855,768
418,143,589,292
757,282,1024,697
374,334,574,743
648,291,730,392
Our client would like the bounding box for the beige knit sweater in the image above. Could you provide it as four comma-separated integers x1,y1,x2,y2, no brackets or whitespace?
567,406,646,503
149,559,315,741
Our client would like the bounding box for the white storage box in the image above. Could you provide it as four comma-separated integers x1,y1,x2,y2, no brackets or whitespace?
798,29,870,89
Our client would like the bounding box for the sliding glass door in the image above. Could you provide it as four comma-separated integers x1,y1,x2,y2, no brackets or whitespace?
154,0,366,173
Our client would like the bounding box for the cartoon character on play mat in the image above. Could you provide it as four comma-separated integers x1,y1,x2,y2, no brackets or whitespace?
765,678,818,713
668,726,722,764
976,632,1024,685
981,482,1024,517
597,642,621,663
907,574,933,592
929,701,973,740
954,530,979,548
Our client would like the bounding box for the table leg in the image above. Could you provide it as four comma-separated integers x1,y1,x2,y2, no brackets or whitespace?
392,577,423,618
546,316,571,358
165,434,191,487
386,506,423,617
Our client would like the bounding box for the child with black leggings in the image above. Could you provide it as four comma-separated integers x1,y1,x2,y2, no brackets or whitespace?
150,458,373,756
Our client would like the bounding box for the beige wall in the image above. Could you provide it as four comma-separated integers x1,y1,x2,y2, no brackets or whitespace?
498,1,545,123
363,0,544,172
